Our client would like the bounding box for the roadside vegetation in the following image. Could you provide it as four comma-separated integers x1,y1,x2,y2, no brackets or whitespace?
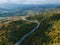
0,20,37,45
20,12,60,45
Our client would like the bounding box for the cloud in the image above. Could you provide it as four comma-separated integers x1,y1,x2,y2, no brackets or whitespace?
0,0,60,4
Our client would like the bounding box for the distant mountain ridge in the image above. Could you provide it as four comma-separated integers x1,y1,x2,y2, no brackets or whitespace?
0,4,60,17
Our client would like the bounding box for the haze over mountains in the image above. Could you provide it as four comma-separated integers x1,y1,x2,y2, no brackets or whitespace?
0,3,60,17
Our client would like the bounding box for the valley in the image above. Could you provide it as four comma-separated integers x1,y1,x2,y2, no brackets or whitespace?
0,4,60,45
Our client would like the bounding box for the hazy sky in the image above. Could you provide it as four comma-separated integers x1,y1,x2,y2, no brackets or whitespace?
0,0,59,4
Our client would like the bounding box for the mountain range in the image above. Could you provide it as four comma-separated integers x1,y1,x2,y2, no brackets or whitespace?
0,3,60,17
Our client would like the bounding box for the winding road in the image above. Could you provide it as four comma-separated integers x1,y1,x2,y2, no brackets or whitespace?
15,16,40,45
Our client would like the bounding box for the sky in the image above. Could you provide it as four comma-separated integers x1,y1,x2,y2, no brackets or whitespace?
0,0,60,4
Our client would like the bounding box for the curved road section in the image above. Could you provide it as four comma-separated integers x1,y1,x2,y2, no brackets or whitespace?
15,16,40,45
